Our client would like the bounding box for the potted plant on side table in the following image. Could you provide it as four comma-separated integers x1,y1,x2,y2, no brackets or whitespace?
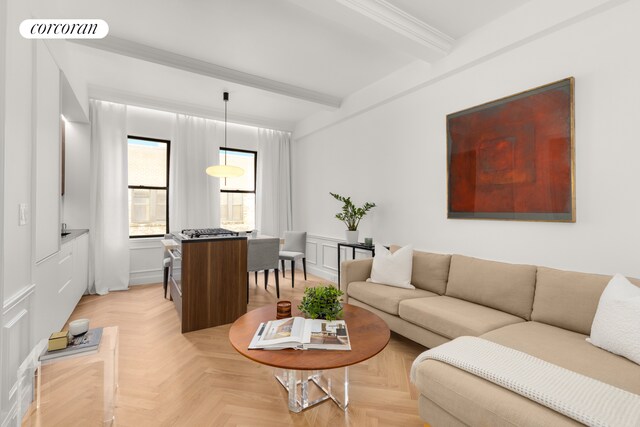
330,192,376,244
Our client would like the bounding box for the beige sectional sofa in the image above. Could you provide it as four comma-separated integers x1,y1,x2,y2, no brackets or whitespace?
341,247,640,426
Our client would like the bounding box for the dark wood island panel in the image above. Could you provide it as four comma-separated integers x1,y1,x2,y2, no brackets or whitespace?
180,237,247,333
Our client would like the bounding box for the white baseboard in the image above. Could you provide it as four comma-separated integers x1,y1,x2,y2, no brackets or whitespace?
129,269,163,286
306,264,337,284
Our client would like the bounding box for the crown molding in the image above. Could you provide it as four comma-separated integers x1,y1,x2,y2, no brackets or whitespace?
72,36,342,108
336,0,454,56
88,85,295,132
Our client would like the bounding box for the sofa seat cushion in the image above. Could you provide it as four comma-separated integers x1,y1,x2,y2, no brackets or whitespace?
347,281,437,315
415,361,582,427
399,296,525,340
481,321,640,394
414,321,640,426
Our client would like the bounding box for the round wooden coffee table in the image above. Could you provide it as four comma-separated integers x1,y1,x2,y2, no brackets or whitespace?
229,303,390,412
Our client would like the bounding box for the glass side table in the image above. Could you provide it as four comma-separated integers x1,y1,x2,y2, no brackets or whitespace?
16,326,119,426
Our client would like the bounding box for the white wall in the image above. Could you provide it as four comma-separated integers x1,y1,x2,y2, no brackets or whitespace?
3,1,34,302
126,106,260,285
0,0,6,421
2,1,35,424
292,0,640,281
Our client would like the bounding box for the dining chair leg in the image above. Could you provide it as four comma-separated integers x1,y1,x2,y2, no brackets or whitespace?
254,271,258,286
246,273,249,304
291,260,295,288
275,269,280,299
281,259,285,277
264,269,269,288
302,258,307,281
163,266,169,299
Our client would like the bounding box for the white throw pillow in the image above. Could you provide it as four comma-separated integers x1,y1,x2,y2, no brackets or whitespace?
367,244,415,289
587,273,640,365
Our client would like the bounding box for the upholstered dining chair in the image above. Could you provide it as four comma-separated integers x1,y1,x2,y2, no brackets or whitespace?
247,237,281,301
279,231,307,288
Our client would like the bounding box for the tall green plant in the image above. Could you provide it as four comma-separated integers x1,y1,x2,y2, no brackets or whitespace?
330,192,376,231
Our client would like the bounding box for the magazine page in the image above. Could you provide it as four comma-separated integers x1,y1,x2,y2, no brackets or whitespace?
302,320,351,350
257,317,305,346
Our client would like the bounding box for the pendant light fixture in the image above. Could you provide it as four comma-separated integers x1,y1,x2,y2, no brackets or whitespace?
206,91,244,178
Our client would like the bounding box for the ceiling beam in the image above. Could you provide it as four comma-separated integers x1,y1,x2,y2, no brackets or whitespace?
289,0,454,62
337,0,454,56
71,36,342,109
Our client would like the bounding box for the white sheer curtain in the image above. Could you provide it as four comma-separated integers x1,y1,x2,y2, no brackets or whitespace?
256,129,292,237
169,114,220,231
89,100,129,295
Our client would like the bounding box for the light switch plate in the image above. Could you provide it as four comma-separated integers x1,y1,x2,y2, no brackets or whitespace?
19,203,28,226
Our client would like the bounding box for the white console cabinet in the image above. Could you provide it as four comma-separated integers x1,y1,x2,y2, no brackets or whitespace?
34,232,89,342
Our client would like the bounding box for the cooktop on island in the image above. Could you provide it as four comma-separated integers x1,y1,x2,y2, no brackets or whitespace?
179,228,239,239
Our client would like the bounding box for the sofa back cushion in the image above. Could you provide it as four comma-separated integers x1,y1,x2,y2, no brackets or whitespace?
390,245,451,294
445,255,537,320
532,267,640,335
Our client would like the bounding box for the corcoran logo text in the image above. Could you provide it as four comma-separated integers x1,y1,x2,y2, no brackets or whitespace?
20,19,109,39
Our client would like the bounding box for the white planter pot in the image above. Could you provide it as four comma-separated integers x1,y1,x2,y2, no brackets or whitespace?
345,230,359,244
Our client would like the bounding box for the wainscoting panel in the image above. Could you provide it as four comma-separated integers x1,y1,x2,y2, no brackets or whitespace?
129,237,164,285
128,234,374,287
321,244,338,272
304,234,376,284
305,241,318,265
2,285,35,426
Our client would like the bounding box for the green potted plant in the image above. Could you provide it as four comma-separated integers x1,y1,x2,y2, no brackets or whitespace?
298,285,344,321
330,192,376,243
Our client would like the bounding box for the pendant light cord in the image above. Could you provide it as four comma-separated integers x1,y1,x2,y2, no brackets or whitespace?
224,93,228,186
224,95,228,165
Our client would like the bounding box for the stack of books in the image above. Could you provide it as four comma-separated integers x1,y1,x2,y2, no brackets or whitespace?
40,327,103,361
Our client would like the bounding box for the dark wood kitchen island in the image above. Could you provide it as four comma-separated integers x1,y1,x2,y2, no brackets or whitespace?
169,235,247,333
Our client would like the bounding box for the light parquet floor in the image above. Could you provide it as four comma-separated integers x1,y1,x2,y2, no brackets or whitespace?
35,271,426,426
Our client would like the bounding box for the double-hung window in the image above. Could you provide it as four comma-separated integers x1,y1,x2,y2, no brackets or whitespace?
219,148,257,232
127,136,170,238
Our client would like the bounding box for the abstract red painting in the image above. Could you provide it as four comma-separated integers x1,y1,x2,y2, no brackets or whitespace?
447,78,575,221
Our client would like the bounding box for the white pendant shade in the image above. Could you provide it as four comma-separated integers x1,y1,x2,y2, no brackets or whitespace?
206,91,245,178
206,164,244,178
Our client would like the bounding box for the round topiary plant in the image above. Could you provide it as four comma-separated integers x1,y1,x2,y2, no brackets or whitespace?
298,285,344,321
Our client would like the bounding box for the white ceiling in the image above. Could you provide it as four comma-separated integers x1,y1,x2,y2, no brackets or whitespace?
385,0,529,39
30,0,530,130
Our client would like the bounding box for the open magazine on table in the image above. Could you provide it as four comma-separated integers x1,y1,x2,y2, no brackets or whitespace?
249,317,351,350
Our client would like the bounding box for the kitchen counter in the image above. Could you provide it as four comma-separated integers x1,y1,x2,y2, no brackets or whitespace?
168,234,248,333
61,228,89,244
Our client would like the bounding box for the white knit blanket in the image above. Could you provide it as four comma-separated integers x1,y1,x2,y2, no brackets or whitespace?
410,336,640,427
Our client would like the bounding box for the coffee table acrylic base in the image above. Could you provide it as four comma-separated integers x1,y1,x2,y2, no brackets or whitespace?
274,367,349,413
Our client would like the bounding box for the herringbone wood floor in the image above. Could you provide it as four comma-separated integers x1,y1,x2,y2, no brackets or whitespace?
27,271,426,426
